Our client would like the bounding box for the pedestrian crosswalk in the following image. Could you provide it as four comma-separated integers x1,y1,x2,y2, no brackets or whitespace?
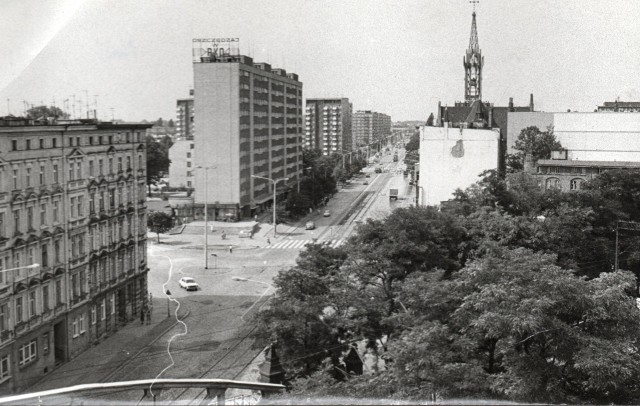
264,239,346,250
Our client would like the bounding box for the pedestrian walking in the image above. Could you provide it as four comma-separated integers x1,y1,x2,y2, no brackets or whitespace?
267,237,271,245
141,303,146,325
221,231,226,240
229,245,233,254
146,307,152,325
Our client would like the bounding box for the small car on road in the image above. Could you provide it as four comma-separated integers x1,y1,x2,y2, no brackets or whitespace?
179,277,199,291
305,221,316,230
323,210,331,217
238,229,253,238
363,180,369,185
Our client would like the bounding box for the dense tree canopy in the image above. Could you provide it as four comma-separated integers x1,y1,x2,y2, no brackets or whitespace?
147,211,173,242
26,105,69,120
146,135,171,192
258,165,640,404
507,125,562,172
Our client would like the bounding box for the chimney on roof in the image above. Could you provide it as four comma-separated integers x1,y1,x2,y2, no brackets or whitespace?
529,94,534,111
508,97,514,112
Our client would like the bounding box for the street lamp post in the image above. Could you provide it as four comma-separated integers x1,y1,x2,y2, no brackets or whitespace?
252,175,288,237
197,166,216,269
417,185,425,207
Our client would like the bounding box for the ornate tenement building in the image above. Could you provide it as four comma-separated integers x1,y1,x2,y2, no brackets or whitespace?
0,116,151,393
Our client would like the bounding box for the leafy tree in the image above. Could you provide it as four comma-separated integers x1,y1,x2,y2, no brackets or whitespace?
390,247,640,404
285,190,314,217
146,135,171,193
167,119,175,127
404,131,420,152
147,211,173,242
26,105,69,120
255,244,349,377
159,134,174,152
508,126,562,172
426,113,434,126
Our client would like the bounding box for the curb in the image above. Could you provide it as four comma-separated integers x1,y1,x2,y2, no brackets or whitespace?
100,309,192,383
168,224,186,235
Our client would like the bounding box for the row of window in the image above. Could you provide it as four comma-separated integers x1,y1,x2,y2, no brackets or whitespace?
1,183,142,238
1,279,65,330
543,177,584,191
5,154,143,191
0,218,144,284
10,132,143,152
0,290,122,382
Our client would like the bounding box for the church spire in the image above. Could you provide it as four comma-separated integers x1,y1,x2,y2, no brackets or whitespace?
463,4,483,103
468,11,480,51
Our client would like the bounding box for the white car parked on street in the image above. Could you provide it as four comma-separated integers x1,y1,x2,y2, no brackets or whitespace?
178,277,199,291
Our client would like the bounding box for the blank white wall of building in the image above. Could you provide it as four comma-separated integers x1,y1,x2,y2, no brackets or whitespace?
419,126,500,206
554,113,640,161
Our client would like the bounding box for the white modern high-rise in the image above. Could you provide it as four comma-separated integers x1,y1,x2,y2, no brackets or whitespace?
192,54,303,219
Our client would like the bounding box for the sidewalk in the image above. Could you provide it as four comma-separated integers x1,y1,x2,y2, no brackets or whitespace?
27,298,189,392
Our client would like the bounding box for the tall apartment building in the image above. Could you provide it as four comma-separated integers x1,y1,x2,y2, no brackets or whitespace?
304,98,352,155
176,92,195,139
192,54,303,219
0,116,151,393
168,91,196,189
353,110,392,147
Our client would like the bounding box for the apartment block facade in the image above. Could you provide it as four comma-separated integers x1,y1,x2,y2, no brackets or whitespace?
353,110,391,147
304,98,352,155
0,117,151,393
192,54,303,219
168,139,195,188
176,96,195,139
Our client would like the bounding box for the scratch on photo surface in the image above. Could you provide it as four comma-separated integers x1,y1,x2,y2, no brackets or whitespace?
148,253,188,398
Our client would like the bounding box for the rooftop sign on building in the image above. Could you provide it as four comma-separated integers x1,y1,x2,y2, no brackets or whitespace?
192,38,240,62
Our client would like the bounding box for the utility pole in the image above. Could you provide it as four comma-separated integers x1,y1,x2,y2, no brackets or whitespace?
197,166,216,269
252,175,288,237
615,220,640,271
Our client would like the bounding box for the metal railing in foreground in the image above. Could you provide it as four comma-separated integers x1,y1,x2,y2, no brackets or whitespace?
0,378,285,405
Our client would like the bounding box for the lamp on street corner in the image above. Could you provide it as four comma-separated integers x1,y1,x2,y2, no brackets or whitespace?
252,175,288,237
197,166,216,269
165,289,172,317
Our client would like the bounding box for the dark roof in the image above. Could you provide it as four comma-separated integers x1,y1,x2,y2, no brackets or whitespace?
601,101,640,108
537,159,640,168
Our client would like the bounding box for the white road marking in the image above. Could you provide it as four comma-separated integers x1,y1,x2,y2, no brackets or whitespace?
264,239,345,249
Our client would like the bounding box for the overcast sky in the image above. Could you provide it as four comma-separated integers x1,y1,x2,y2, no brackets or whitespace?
1,0,638,122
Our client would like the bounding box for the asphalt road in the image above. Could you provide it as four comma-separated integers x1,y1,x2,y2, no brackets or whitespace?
88,147,413,404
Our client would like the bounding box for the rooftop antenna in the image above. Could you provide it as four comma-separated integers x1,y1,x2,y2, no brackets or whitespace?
71,95,76,119
84,89,90,119
470,0,479,12
6,98,10,115
110,107,115,121
94,94,99,119
63,98,70,114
